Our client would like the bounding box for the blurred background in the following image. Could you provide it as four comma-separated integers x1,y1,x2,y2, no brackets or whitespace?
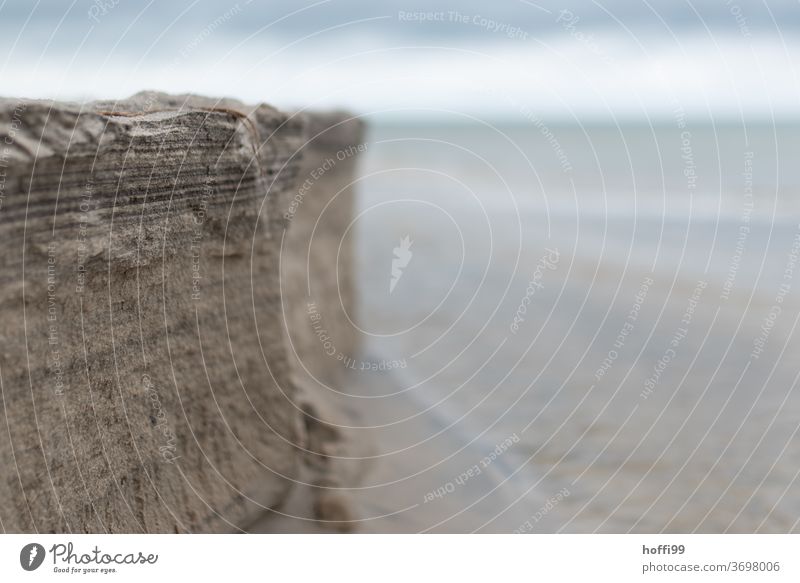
4,0,800,532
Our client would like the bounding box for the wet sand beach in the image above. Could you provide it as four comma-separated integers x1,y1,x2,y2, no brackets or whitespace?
319,121,800,533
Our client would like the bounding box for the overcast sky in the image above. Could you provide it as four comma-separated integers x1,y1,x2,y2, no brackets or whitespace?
2,0,799,120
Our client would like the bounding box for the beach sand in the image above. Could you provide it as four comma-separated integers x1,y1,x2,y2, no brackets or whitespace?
260,120,800,533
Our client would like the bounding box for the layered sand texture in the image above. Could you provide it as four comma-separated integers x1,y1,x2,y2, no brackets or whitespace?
0,94,363,532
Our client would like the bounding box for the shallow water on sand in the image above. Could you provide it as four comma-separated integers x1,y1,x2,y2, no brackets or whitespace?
340,120,800,532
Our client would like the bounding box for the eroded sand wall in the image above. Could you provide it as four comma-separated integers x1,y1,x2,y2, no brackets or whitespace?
282,111,364,391
0,94,363,532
